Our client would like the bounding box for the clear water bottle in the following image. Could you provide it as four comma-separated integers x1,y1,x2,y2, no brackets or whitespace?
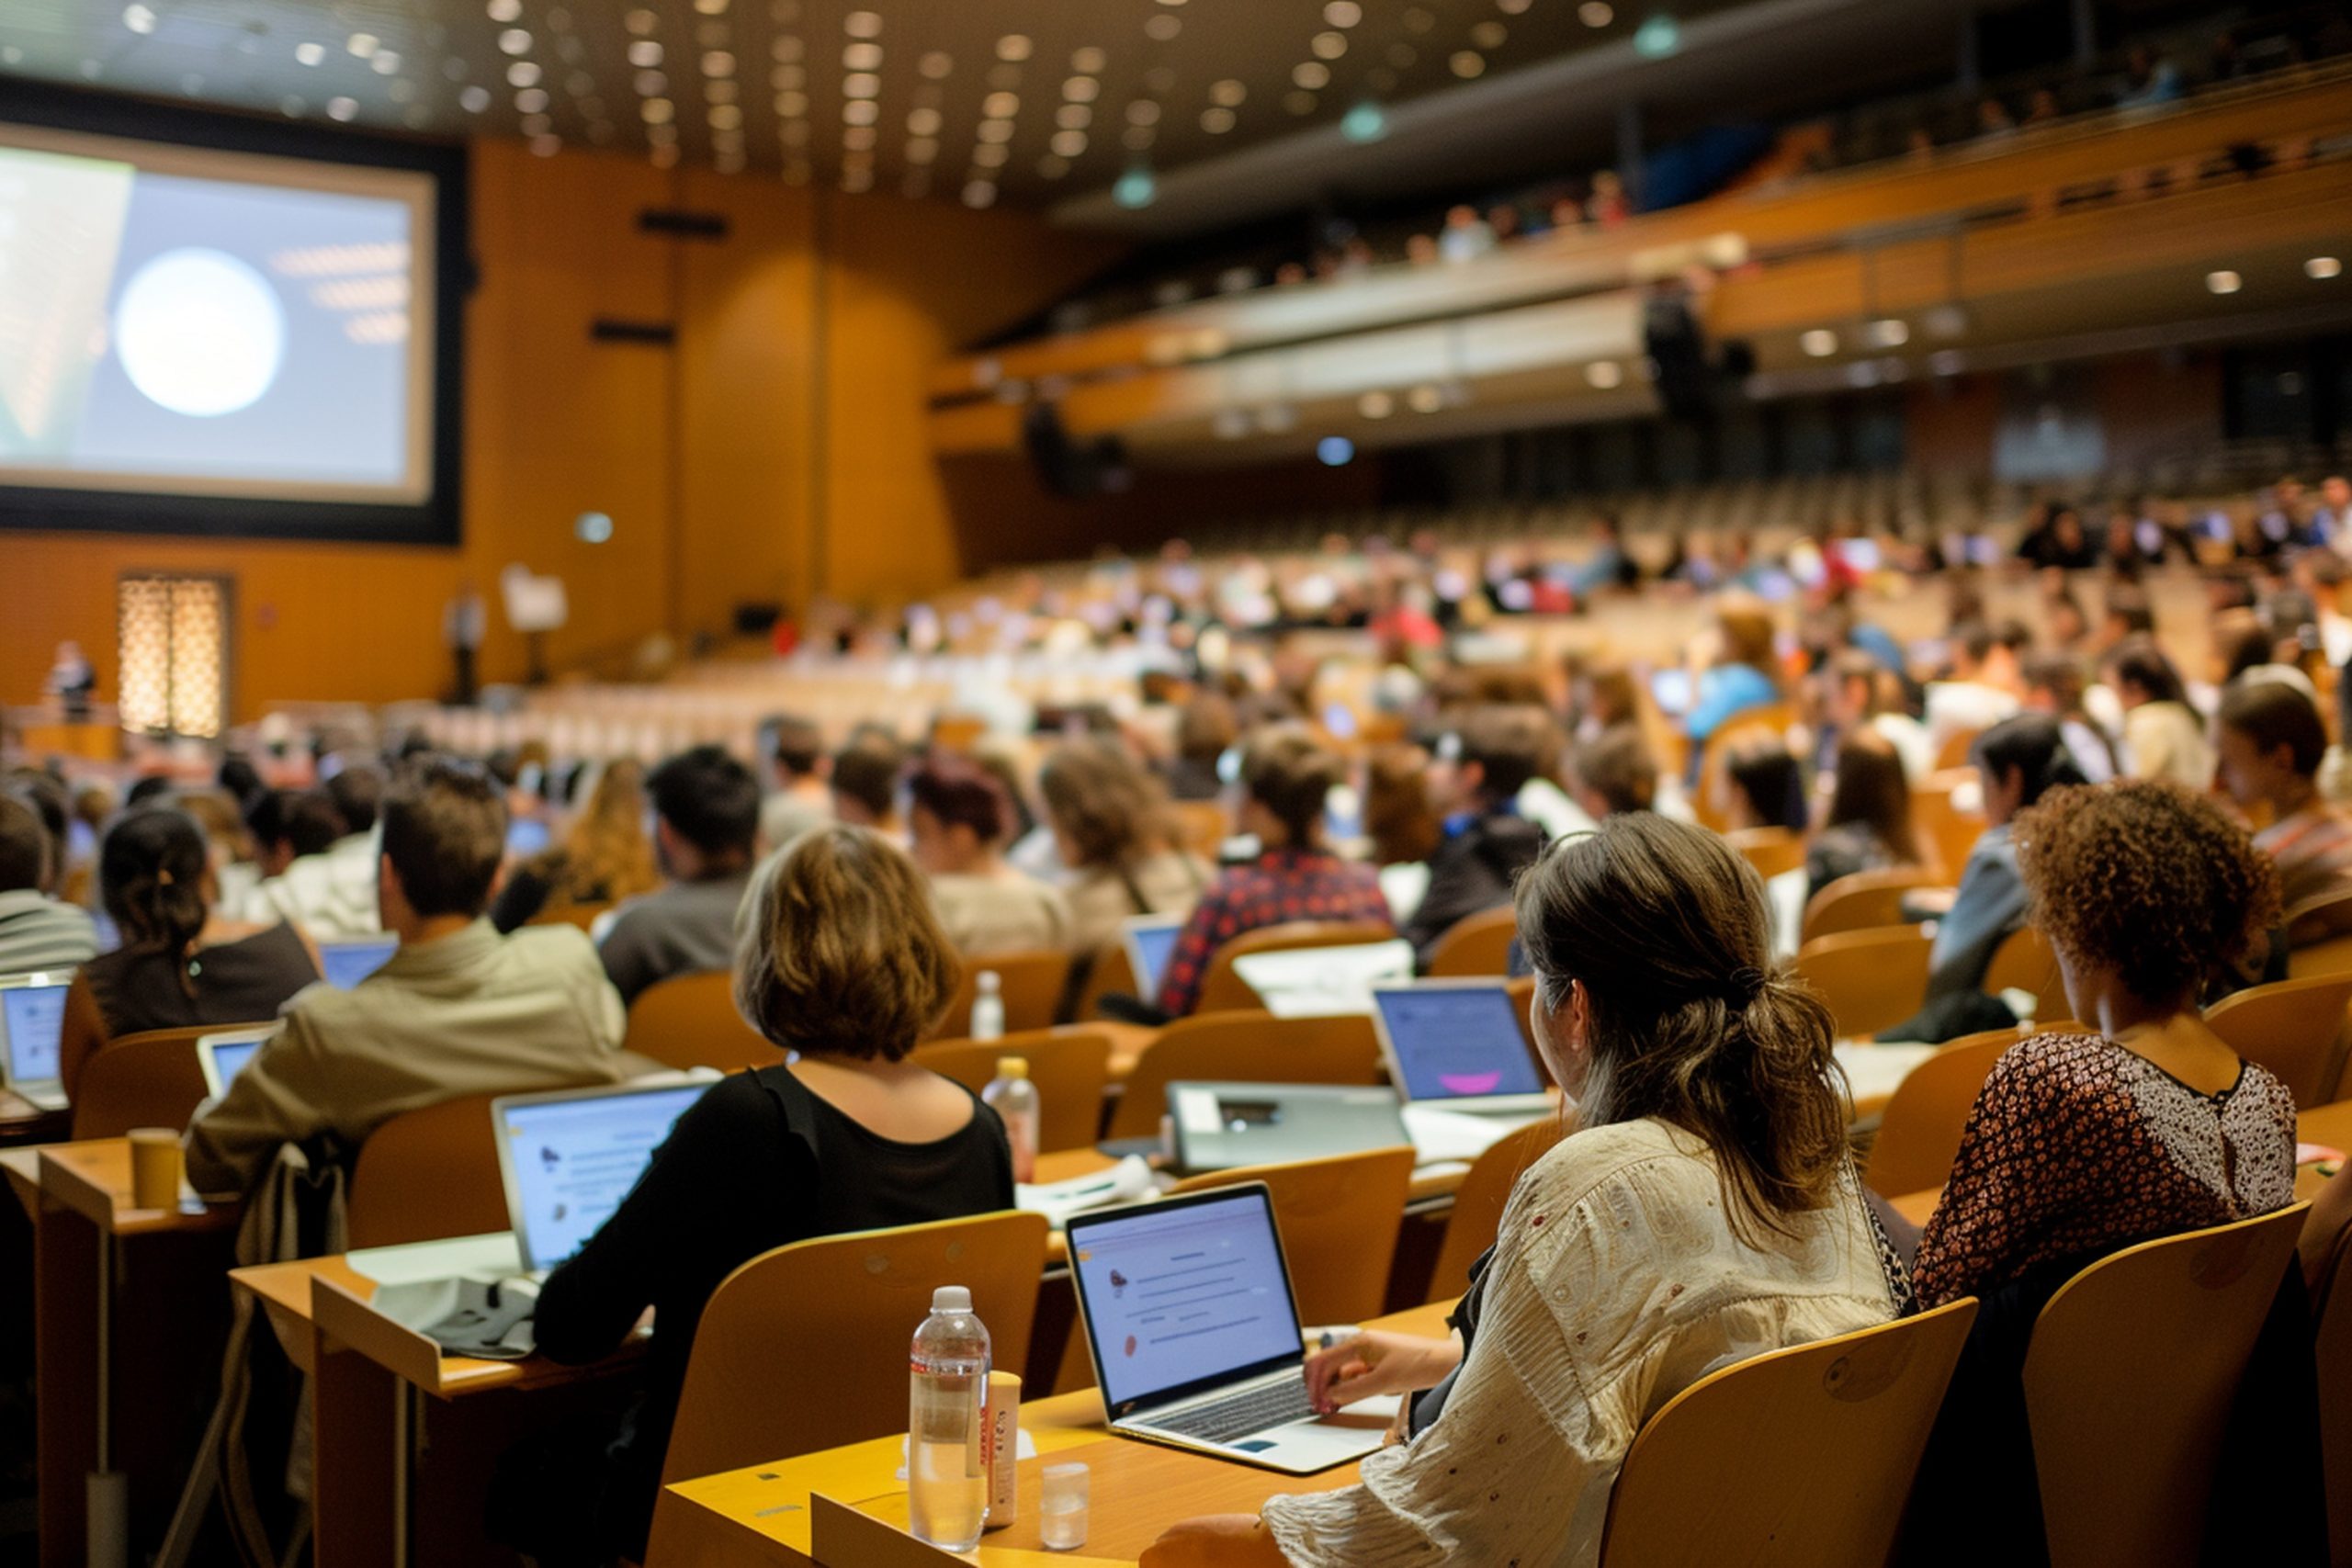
909,1286,991,1551
970,970,1005,1042
982,1056,1039,1184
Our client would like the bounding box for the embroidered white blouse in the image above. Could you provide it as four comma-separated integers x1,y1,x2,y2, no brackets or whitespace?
1260,1118,1901,1567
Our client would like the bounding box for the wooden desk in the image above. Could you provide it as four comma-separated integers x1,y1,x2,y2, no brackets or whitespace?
0,1088,68,1146
32,1139,243,1568
654,1300,1457,1567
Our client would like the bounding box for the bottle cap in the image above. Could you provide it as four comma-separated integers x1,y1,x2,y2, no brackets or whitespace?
933,1285,972,1313
996,1056,1028,1079
977,970,1001,992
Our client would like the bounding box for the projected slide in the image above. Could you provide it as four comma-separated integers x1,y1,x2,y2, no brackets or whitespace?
0,125,434,503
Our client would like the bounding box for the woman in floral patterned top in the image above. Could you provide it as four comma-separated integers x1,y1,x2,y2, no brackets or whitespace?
1913,778,2299,1307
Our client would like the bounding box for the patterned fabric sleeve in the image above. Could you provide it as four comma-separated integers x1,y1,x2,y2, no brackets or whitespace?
1910,1040,2073,1307
1154,881,1238,1017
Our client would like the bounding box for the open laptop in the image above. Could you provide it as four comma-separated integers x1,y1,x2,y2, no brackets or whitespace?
0,971,74,1111
1066,1185,1396,1473
317,934,398,990
196,1026,276,1098
491,1077,716,1280
1120,913,1185,1000
1163,1081,1410,1176
1228,939,1415,1018
1369,980,1552,1118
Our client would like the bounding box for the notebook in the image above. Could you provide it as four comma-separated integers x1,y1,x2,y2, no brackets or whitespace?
1066,1185,1396,1473
0,971,74,1112
491,1077,716,1278
317,934,398,990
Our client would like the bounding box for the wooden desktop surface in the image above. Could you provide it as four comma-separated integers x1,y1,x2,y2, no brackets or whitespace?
34,1138,241,1235
0,1089,67,1145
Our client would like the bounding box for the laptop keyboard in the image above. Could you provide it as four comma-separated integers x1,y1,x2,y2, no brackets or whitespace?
1150,1376,1317,1445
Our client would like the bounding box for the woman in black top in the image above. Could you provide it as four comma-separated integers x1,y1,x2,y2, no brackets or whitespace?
58,806,318,1099
515,825,1012,1564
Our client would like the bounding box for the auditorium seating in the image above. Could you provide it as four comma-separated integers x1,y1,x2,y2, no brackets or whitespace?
1104,1011,1388,1141
345,1093,508,1250
1860,1028,2022,1200
1794,926,1937,1039
1166,1146,1419,1325
912,1030,1114,1153
624,972,784,1074
69,1026,220,1141
1193,919,1398,1015
2202,973,2352,1109
1426,1118,1566,1305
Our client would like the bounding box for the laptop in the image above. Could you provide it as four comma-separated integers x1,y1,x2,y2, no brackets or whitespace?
1120,914,1185,999
317,934,398,990
0,971,73,1112
1067,1185,1397,1473
1369,980,1553,1117
1163,1081,1410,1175
491,1077,716,1280
196,1026,276,1098
1228,939,1415,1018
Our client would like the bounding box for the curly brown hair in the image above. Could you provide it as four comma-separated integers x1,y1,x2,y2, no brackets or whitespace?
2014,779,2280,1007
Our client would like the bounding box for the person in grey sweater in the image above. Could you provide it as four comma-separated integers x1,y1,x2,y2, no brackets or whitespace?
597,746,760,1006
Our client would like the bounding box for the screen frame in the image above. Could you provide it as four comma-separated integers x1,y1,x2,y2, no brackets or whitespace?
1367,978,1549,1104
491,1078,713,1272
0,81,468,546
0,972,75,1086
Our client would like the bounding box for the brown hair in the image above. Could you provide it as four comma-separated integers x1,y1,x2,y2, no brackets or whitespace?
380,759,507,919
556,760,661,908
732,826,960,1060
2218,679,2327,777
1444,704,1556,803
1363,743,1442,864
907,757,1012,843
1824,728,1920,863
1040,739,1176,871
1240,724,1343,846
1573,725,1658,816
1176,693,1238,765
831,733,904,820
1715,595,1781,678
2015,779,2279,1007
1514,814,1847,1242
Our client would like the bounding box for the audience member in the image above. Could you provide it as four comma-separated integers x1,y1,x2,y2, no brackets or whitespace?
0,792,96,973
1684,597,1785,746
2216,680,2352,913
1361,743,1441,867
907,758,1072,956
490,761,662,933
1156,727,1390,1016
186,761,632,1196
758,714,834,850
828,732,905,834
1037,739,1210,959
597,746,762,1006
1166,694,1238,802
2021,653,2119,783
1924,620,2025,751
1806,729,1922,900
1718,727,1809,834
1145,816,1904,1566
1569,726,1659,818
2106,636,2215,788
228,766,386,938
1824,650,1933,783
1399,708,1550,968
1437,204,1496,263
1920,715,2087,1011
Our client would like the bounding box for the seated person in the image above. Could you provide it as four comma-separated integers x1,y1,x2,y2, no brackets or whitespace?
1922,715,2086,1007
1567,725,1658,818
489,761,661,933
1823,649,1933,784
1037,739,1210,960
58,807,319,1098
1805,728,1923,901
596,746,761,1005
1923,620,2025,754
758,714,834,850
1912,777,2296,1307
1156,726,1392,1017
1682,596,1784,749
829,730,906,837
0,792,97,973
520,826,1013,1563
1142,816,1905,1567
908,758,1073,957
1398,706,1551,969
228,766,387,939
2106,636,2214,790
186,761,632,1196
2216,680,2352,918
1717,726,1809,834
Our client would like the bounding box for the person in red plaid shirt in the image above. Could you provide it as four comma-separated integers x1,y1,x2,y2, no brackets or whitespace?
1155,726,1391,1017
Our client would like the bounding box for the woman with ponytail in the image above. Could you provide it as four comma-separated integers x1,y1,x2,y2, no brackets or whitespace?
57,806,319,1098
1143,815,1907,1568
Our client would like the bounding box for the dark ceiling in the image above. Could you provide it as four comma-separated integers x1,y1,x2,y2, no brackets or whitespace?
0,0,1758,209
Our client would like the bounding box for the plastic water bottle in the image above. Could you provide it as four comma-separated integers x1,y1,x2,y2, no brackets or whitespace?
909,1286,991,1551
982,1056,1039,1184
970,970,1005,1042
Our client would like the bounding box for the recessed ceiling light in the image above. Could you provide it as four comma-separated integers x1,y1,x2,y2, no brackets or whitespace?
996,34,1031,62
703,51,735,76
1868,318,1909,346
346,32,377,56
843,40,880,69
459,85,491,111
1408,385,1444,413
1201,107,1236,132
907,107,941,134
2207,269,2242,295
640,96,673,123
326,96,358,119
1358,390,1394,418
1050,129,1088,155
1312,31,1348,59
507,61,539,85
843,71,878,96
1340,101,1387,141
962,180,997,208
1634,14,1680,56
635,69,666,95
295,41,323,64
630,39,662,67
1126,100,1161,126
1056,104,1091,129
1498,0,1532,13
1587,361,1625,389
1579,1,1614,24
2309,256,2343,280
1144,15,1182,39
1064,75,1099,102
122,5,156,36
625,8,656,34
1325,0,1363,24
514,86,548,111
488,0,521,19
1294,61,1330,89
983,91,1018,116
976,118,1012,142
1801,328,1838,356
842,97,877,124
497,28,530,55
1210,78,1246,106
1450,51,1485,77
844,10,882,38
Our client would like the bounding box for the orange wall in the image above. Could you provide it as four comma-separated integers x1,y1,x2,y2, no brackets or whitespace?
0,140,1122,719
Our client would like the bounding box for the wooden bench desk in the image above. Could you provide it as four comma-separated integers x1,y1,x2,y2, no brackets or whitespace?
0,1088,68,1146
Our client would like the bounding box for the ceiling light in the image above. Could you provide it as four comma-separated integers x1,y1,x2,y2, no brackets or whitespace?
488,0,521,18
1201,107,1236,132
625,8,656,34
977,118,1012,142
1114,166,1158,209
1868,318,1909,346
906,106,941,134
1325,0,1363,24
1050,129,1088,156
122,5,155,35
497,28,531,55
918,51,952,77
1145,15,1182,39
514,86,548,111
1210,78,1246,106
346,32,378,56
1586,361,1624,389
962,180,997,209
842,98,877,124
635,69,666,95
1294,61,1330,88
843,40,880,69
459,85,491,110
1800,328,1838,356
1498,0,1532,13
996,34,1031,62
295,41,323,64
2207,269,2242,295
1313,31,1348,59
1408,385,1444,413
844,9,882,37
2309,256,2343,280
970,141,1006,166
1340,102,1387,141
1450,51,1486,77
326,96,358,119
1580,2,1614,24
640,96,673,123
703,51,735,76
1064,75,1099,101
1057,104,1091,129
1470,20,1507,47
508,60,540,85
1634,14,1680,56
843,71,878,96
983,90,1018,116
1358,390,1394,418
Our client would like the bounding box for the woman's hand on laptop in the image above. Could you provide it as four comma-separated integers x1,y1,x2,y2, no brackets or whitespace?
1302,1331,1461,1415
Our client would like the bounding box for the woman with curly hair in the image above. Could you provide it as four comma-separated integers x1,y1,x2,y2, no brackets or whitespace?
1910,778,2298,1309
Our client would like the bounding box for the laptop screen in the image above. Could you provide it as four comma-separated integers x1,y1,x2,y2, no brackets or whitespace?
205,1034,266,1093
319,938,397,990
506,818,552,858
1373,984,1545,1102
1125,919,1183,998
1,981,69,1086
1070,1190,1304,1411
499,1082,711,1271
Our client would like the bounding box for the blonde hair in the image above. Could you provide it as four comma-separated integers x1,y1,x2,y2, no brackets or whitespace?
557,761,660,908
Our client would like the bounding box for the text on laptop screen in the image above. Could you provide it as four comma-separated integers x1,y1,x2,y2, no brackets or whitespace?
209,1037,264,1089
1073,1192,1302,1410
2,983,69,1084
502,1084,708,1270
1127,922,1182,998
320,939,397,989
1374,985,1545,1101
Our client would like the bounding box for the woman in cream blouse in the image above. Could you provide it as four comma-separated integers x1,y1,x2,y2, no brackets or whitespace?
1143,815,1908,1568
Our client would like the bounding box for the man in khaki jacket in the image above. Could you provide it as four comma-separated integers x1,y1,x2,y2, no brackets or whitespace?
187,759,635,1198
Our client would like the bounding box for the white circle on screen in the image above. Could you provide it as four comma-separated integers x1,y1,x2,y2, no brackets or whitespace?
114,248,288,418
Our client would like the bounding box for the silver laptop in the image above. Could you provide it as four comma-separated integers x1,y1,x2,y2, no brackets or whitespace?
0,971,74,1111
1067,1184,1396,1473
1164,1081,1410,1176
1120,914,1185,1000
317,933,398,990
491,1077,715,1279
196,1026,275,1098
1229,939,1415,1017
1369,979,1553,1117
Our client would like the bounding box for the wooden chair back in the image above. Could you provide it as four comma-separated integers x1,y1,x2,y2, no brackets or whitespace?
2284,886,2352,948
658,1211,1050,1486
526,900,611,932
2022,1203,2309,1568
625,971,785,1073
1167,1146,1418,1324
346,1093,508,1250
2202,972,2352,1109
1981,926,2067,1023
1793,926,1935,1040
2314,1218,2352,1568
1911,773,1987,885
1726,825,1805,883
1598,1299,1980,1568
1424,906,1518,977
2290,932,2352,981
1071,942,1137,1022
1932,726,1984,773
1691,703,1796,833
1194,920,1396,1015
1427,1118,1566,1303
927,716,989,756
1106,1011,1386,1141
70,1026,217,1140
1170,800,1231,863
925,951,1074,1042
1860,1029,2018,1199
1802,867,1941,945
912,1030,1113,1153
